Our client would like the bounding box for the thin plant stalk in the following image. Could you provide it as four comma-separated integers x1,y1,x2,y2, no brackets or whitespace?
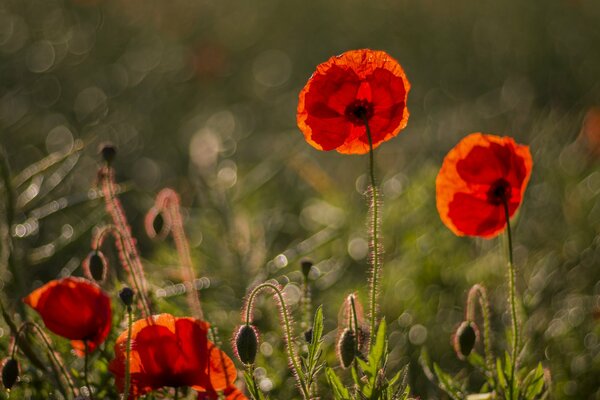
364,120,382,349
122,305,133,400
84,340,94,400
243,282,310,399
92,225,151,317
466,284,493,374
153,189,203,320
11,322,78,398
503,200,519,400
99,166,152,317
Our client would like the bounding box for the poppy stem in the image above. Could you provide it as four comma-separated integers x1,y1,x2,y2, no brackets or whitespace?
154,189,204,320
502,200,519,400
84,340,94,400
12,322,78,398
243,282,310,399
173,387,179,400
92,225,151,318
122,305,133,400
99,165,152,317
466,284,493,376
364,120,381,350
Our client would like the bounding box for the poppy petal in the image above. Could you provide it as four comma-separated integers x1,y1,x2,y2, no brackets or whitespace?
297,49,410,154
436,133,533,238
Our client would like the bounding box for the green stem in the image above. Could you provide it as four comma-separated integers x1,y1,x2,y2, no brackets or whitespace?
174,387,179,400
85,340,94,400
123,305,133,399
364,121,380,349
13,322,77,397
244,282,310,399
503,200,519,400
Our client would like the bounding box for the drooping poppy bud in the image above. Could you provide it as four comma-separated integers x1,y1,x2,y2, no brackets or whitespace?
119,287,135,307
337,328,356,369
83,250,108,283
234,324,258,365
300,259,313,280
1,358,19,390
99,142,117,164
454,320,479,360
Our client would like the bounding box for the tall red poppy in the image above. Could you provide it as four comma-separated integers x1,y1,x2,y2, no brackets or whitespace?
436,133,533,238
297,49,410,154
109,313,243,399
23,277,112,355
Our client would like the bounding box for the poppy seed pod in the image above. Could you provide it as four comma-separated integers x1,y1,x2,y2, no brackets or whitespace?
454,321,479,360
337,328,356,369
119,287,135,307
300,259,313,280
99,143,117,164
2,358,19,390
235,324,258,365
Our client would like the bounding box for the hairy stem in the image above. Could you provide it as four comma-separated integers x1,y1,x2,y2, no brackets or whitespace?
244,282,310,399
503,200,519,400
99,166,151,317
12,322,77,397
123,305,133,399
155,189,203,320
466,284,493,375
364,121,381,350
92,225,150,317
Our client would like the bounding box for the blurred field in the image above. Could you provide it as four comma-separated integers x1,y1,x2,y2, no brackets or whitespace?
1,0,599,398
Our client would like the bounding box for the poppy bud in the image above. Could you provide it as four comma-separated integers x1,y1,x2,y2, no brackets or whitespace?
99,142,117,164
83,251,107,283
2,358,19,390
300,259,313,280
337,328,356,369
304,328,313,344
235,324,258,365
119,287,135,307
454,321,479,360
152,213,165,237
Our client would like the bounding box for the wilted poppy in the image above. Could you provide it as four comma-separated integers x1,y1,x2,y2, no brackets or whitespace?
109,313,240,399
23,277,112,355
297,49,410,154
436,133,533,238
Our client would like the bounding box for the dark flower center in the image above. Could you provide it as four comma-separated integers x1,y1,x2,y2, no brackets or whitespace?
487,179,511,205
345,100,374,126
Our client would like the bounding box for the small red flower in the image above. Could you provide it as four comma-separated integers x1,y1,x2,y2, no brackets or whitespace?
436,133,533,238
297,49,410,154
109,313,242,399
23,277,112,355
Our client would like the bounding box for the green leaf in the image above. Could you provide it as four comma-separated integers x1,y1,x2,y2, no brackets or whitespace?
523,363,546,399
369,319,388,370
308,306,324,363
433,363,464,400
325,367,351,400
496,357,507,390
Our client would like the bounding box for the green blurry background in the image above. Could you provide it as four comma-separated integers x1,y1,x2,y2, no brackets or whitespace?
1,0,599,398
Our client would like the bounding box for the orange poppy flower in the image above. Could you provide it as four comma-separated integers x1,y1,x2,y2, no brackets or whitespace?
109,313,240,399
436,133,533,238
297,49,410,154
23,277,112,355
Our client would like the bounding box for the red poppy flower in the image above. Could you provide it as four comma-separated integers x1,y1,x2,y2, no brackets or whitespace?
436,133,533,238
109,313,241,399
297,49,410,154
23,277,112,355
